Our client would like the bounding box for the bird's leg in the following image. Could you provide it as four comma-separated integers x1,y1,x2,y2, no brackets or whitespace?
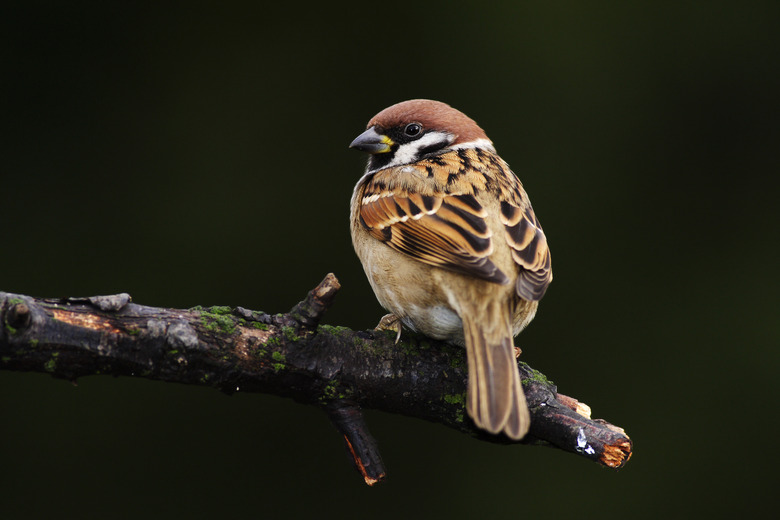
374,313,403,343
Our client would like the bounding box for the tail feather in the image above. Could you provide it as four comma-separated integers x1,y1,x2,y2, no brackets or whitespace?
503,355,529,440
463,306,530,440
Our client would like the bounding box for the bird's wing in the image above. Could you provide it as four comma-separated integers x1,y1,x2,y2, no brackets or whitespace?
359,189,510,284
498,199,552,301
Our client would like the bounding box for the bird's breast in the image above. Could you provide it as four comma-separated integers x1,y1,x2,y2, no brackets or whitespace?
351,224,466,343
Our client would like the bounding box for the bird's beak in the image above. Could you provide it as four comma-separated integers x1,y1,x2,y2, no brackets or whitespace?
349,127,394,154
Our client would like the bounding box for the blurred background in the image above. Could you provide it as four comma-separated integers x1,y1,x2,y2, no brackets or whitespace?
1,1,778,518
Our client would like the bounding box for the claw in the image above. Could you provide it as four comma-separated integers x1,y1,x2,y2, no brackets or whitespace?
374,313,403,344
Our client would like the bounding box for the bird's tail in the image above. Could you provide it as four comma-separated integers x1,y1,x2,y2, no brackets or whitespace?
462,301,530,440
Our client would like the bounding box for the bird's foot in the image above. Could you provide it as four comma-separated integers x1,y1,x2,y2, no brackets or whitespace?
374,313,403,344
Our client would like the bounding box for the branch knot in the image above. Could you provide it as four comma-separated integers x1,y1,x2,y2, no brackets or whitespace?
5,300,31,332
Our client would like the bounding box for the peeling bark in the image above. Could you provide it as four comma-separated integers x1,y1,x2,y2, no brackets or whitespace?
0,273,632,485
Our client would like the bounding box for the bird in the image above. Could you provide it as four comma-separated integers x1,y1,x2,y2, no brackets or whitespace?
349,99,552,440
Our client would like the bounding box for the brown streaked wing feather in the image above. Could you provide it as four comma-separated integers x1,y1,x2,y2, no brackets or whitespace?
360,192,509,284
500,200,552,301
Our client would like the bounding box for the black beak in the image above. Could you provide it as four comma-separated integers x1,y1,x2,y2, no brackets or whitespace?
349,127,393,154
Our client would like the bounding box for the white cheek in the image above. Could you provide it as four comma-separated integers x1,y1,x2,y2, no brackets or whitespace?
371,131,454,171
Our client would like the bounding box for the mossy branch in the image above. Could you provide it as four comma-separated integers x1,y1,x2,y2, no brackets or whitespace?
0,273,632,485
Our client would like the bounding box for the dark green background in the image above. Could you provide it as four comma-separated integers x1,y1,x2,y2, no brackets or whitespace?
2,1,778,518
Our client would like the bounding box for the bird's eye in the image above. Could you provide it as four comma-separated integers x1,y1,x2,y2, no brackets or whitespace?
404,123,422,136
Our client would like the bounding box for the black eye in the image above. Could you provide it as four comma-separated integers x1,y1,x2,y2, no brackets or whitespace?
404,123,422,136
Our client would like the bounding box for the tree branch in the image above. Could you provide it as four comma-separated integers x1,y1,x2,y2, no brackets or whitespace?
0,273,632,485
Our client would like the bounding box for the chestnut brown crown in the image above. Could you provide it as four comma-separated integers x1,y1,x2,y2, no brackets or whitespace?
367,99,490,145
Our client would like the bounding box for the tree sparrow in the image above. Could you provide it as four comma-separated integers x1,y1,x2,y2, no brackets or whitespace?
349,99,552,440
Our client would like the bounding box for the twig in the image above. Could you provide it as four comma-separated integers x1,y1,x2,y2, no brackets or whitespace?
0,273,632,484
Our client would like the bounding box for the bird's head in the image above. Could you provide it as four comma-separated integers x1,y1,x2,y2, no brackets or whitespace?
350,99,494,172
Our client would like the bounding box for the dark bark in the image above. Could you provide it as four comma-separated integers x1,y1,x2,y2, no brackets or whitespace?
0,273,632,485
